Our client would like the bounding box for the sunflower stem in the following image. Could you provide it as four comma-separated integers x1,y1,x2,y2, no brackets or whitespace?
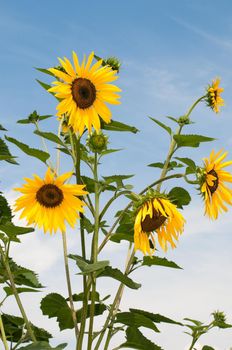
185,95,206,119
34,121,54,171
0,245,37,343
0,312,9,350
87,152,100,350
94,245,134,350
61,232,79,339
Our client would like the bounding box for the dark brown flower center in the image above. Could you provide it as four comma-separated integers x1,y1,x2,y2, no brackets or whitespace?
141,205,166,232
207,169,219,194
36,184,64,208
71,78,96,109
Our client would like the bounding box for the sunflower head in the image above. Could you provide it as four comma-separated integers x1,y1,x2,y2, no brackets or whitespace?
48,51,121,136
199,150,232,219
133,190,185,255
206,78,224,113
14,168,88,234
87,131,108,153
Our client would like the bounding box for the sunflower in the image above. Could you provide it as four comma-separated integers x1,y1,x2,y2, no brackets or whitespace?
206,78,224,113
200,150,232,219
48,52,121,135
14,168,87,234
134,196,185,255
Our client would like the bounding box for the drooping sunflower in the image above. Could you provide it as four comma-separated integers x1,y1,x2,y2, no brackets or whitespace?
134,196,185,255
206,78,224,113
48,52,121,135
200,150,232,219
14,168,88,234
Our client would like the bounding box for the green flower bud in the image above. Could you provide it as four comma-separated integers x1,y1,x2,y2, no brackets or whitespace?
87,131,108,153
212,310,226,325
104,57,121,72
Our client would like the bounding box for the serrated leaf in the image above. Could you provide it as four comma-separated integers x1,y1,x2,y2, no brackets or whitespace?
76,303,106,322
149,117,172,135
98,266,141,289
81,176,95,193
0,137,18,164
110,232,134,243
0,222,34,236
101,120,139,133
19,342,67,350
174,134,215,148
40,293,73,330
4,286,40,296
175,157,196,170
168,187,191,208
116,312,160,332
81,216,94,233
129,309,183,325
5,136,50,164
34,130,65,147
102,174,134,188
72,291,100,302
118,327,163,349
0,195,12,224
142,256,182,269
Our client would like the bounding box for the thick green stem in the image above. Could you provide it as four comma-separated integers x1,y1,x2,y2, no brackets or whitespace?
0,246,36,342
0,313,9,350
87,152,100,350
188,337,198,350
62,232,79,340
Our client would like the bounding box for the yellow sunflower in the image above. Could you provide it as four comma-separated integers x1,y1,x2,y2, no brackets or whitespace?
134,197,185,255
14,168,88,234
48,52,121,135
206,78,224,113
201,150,232,219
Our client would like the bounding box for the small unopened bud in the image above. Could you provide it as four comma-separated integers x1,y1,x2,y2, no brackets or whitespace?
104,57,121,72
28,111,40,123
178,115,191,125
87,131,108,153
212,310,226,326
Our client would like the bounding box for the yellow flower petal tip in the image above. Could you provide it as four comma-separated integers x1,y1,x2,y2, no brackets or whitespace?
206,78,224,113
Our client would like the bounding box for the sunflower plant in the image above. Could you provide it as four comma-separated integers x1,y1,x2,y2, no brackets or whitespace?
0,53,231,350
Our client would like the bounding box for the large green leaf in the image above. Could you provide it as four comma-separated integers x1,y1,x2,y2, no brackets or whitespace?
117,327,163,349
0,259,43,288
5,136,50,164
0,137,18,164
40,293,73,330
0,222,34,236
129,309,183,325
19,344,67,350
116,312,160,332
110,232,134,243
81,176,96,193
168,186,191,208
175,157,196,170
142,256,182,269
149,117,172,135
69,255,109,274
0,195,12,224
72,291,100,302
34,130,66,147
2,313,52,343
98,266,141,289
101,120,139,133
76,303,106,322
174,134,215,148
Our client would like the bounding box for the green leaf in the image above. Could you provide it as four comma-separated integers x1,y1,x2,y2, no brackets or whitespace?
17,111,52,124
0,222,34,236
34,130,65,147
175,157,196,170
110,232,134,243
19,342,67,350
174,134,215,148
100,149,122,156
102,174,134,189
4,286,40,296
81,176,96,193
148,162,164,169
5,136,50,164
202,346,215,350
2,313,52,343
40,293,74,330
168,187,191,208
167,116,179,124
0,124,7,131
0,195,12,224
142,256,182,269
148,161,183,170
129,309,183,325
116,312,160,332
101,120,139,133
0,259,43,288
118,327,163,349
72,291,100,302
36,79,52,92
0,137,18,164
98,266,141,289
149,117,172,135
76,303,106,322
36,67,56,77
81,216,94,233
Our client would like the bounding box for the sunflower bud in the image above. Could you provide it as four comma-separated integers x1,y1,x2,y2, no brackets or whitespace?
104,57,121,72
177,115,191,125
87,131,108,153
212,310,226,326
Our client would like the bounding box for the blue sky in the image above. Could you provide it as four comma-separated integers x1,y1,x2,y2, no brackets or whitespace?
1,1,232,349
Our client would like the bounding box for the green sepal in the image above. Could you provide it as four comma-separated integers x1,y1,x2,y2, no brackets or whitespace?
142,256,182,269
5,136,50,164
168,186,191,208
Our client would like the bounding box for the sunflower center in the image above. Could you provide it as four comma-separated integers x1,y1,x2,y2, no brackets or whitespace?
36,184,64,208
71,78,96,109
141,207,166,232
207,169,219,194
